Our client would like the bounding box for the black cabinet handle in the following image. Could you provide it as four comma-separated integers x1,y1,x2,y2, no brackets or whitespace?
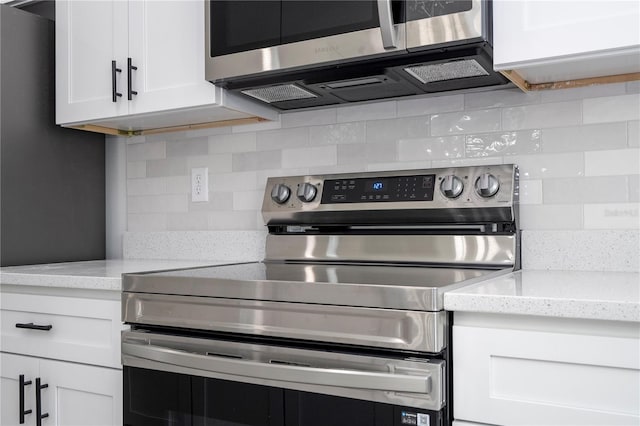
127,57,138,100
15,323,52,331
35,378,48,426
19,375,32,424
112,60,122,102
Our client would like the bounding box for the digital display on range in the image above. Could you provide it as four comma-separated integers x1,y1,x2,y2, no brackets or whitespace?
321,174,435,204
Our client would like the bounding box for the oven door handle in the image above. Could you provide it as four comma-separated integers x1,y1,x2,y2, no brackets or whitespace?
122,341,433,394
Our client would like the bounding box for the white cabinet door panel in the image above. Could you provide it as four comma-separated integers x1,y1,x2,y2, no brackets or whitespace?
127,0,218,115
0,353,39,426
39,359,122,426
453,324,640,425
56,0,129,124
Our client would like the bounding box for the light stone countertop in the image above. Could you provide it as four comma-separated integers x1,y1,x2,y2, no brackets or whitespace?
444,270,640,322
0,259,247,291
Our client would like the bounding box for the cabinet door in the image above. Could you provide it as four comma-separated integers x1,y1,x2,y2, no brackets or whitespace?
493,0,640,77
39,359,122,426
0,353,39,426
453,324,640,425
56,0,129,124
127,0,218,115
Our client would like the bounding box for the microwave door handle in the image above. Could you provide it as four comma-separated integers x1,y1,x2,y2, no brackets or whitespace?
122,341,431,394
377,0,397,48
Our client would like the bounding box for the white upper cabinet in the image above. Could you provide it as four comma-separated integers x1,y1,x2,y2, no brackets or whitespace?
56,0,277,134
493,0,640,86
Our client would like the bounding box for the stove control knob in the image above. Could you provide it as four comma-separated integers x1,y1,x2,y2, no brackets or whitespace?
270,183,291,204
296,182,317,202
475,173,500,198
440,175,464,199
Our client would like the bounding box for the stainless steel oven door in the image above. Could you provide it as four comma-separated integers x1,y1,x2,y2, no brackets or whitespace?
122,330,445,411
205,0,407,82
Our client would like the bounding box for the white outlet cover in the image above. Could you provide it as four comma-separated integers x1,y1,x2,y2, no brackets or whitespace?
191,168,209,202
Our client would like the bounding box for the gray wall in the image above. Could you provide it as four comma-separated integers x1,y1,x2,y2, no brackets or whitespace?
0,5,106,266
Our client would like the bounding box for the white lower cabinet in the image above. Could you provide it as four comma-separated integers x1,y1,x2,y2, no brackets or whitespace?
0,289,123,426
0,353,122,426
453,314,640,425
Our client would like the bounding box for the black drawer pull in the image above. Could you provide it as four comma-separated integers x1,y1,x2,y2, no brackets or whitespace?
15,323,52,331
127,57,138,100
35,378,48,426
19,374,32,424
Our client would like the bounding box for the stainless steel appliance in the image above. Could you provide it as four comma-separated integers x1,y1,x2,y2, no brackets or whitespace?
205,0,509,110
121,164,520,426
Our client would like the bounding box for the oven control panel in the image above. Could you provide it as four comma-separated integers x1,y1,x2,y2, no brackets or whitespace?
262,164,519,225
321,174,436,204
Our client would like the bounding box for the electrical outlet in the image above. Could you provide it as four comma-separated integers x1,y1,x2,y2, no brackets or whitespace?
191,168,209,202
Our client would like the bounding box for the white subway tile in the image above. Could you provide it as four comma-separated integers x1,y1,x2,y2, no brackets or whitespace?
397,94,464,117
166,212,209,231
209,133,257,153
127,141,166,161
585,149,640,176
309,122,366,146
146,157,187,177
338,142,397,165
186,154,232,173
182,126,232,138
232,119,281,134
519,204,583,230
503,101,581,130
166,137,209,157
629,175,639,202
208,211,257,230
209,171,258,192
519,180,543,205
509,153,584,179
432,157,504,168
128,177,166,196
281,108,336,128
127,161,146,179
165,176,190,194
584,203,640,229
542,123,627,153
127,214,167,232
128,194,188,213
430,109,501,136
627,81,640,94
366,116,429,145
583,94,640,124
465,88,540,109
145,132,188,143
398,136,464,161
540,83,626,103
366,161,432,172
465,130,541,158
125,135,146,145
336,101,396,123
257,127,309,151
282,145,337,168
232,150,281,172
233,190,264,211
188,192,234,212
308,165,367,175
543,176,628,204
629,120,639,147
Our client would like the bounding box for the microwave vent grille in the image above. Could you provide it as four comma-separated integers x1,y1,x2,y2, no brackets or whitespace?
404,59,489,84
241,84,318,104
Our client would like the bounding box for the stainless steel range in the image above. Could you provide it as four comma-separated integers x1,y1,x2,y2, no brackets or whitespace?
121,164,519,426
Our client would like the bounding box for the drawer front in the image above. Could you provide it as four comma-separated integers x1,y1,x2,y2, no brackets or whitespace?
1,293,123,369
453,324,640,425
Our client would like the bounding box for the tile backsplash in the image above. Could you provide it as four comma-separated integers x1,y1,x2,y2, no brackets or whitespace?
119,82,640,271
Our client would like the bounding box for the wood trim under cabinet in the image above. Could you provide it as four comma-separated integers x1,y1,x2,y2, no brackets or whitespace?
500,70,640,92
69,116,269,137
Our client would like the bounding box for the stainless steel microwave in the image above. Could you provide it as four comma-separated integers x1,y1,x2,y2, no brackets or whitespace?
205,0,508,110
